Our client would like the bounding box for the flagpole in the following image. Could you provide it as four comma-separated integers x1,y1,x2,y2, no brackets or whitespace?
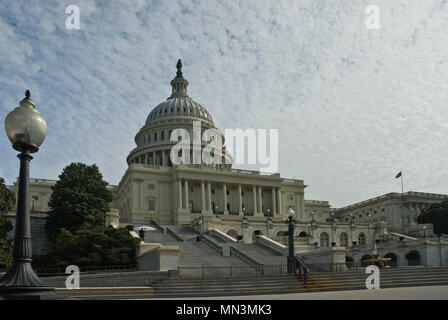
400,170,404,195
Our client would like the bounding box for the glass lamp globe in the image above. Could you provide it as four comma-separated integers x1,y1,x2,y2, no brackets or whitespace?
4,91,47,153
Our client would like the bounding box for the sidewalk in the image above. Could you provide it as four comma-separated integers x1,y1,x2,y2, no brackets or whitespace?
150,285,448,300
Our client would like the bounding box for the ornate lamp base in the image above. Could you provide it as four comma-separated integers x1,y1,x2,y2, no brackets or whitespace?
0,261,56,300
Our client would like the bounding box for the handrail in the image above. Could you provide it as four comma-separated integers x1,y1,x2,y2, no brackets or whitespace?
294,255,309,285
149,219,164,233
202,236,223,256
166,227,184,242
230,246,264,275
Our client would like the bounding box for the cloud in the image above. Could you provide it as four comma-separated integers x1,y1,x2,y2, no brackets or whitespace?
0,0,447,207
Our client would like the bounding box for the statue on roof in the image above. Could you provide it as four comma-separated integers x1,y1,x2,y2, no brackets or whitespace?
176,59,183,78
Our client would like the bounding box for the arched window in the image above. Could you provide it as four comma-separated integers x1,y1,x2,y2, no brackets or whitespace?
320,232,329,247
226,229,238,239
276,231,288,237
406,250,421,266
298,231,307,237
339,232,348,247
358,233,366,248
384,252,398,267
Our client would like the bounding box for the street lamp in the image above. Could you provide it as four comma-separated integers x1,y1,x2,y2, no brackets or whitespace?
0,91,54,299
198,219,203,242
423,225,427,238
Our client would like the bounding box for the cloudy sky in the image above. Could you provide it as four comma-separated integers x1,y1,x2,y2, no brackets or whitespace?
0,0,447,208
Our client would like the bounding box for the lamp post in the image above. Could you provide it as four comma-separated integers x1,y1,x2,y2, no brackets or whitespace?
0,91,54,299
423,225,427,238
198,219,203,242
287,215,296,273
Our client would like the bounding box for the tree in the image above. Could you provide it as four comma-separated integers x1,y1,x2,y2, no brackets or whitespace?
417,200,448,236
46,163,113,241
0,177,14,268
44,163,139,268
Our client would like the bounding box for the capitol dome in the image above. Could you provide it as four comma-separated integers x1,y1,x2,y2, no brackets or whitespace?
126,60,231,167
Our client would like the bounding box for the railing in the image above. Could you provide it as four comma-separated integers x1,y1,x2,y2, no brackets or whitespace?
178,264,289,278
230,247,264,275
178,265,259,278
202,236,223,256
149,219,164,233
294,256,309,285
166,228,184,242
35,264,137,277
229,211,240,215
304,261,401,273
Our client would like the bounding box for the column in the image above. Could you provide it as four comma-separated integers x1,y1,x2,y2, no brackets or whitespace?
153,152,156,166
223,184,228,214
184,180,189,211
178,180,183,209
162,151,166,166
201,181,206,212
238,185,243,214
272,188,277,215
257,186,262,215
296,192,300,220
252,186,257,214
277,188,282,216
207,182,212,211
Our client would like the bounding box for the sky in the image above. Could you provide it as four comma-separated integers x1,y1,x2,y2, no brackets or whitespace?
0,0,447,208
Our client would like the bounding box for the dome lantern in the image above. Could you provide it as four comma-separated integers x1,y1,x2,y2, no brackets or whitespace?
169,59,189,99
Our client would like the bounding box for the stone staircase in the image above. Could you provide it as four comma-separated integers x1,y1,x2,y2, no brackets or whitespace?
151,274,305,298
305,266,448,292
230,242,286,265
55,287,155,300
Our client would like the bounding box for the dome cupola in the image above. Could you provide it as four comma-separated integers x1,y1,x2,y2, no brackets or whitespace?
127,60,232,167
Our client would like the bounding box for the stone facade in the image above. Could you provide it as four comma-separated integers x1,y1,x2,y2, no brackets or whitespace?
335,191,448,234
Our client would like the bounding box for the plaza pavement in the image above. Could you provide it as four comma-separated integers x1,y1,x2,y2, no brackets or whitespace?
149,285,448,300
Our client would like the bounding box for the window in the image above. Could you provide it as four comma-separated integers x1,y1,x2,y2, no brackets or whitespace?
148,200,155,211
241,191,244,196
340,232,348,247
211,189,215,194
148,184,155,190
161,131,165,140
188,187,193,193
358,233,366,248
169,130,172,138
188,201,193,211
226,190,230,195
148,134,151,143
320,232,330,247
287,194,293,201
154,133,157,141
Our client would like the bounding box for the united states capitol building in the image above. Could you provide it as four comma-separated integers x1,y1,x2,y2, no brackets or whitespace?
6,62,448,269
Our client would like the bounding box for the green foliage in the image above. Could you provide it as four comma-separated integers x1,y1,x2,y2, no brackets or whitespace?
43,163,138,268
0,177,14,268
47,225,139,268
417,200,448,236
46,163,113,241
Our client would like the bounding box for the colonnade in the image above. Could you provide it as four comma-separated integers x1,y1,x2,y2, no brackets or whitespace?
177,179,282,216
